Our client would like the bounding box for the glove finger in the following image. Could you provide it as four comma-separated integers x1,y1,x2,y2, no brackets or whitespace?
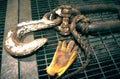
67,40,75,53
72,46,79,53
56,41,62,51
61,40,67,51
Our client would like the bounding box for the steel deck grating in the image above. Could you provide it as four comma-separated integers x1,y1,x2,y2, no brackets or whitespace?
31,0,120,79
0,0,7,74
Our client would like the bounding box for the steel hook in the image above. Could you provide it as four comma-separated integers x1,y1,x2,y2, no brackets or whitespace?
4,12,62,56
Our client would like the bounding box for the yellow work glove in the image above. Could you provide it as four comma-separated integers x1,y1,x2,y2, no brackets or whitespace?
46,40,78,77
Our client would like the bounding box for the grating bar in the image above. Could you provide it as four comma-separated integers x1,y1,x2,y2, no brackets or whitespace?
90,46,106,79
98,32,120,73
110,31,120,47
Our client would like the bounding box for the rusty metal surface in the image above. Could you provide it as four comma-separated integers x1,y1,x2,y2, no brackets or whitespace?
19,0,38,79
1,0,18,79
1,0,38,79
77,4,120,14
77,21,120,34
88,21,120,33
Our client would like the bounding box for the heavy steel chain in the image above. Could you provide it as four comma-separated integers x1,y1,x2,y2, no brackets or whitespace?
47,5,80,36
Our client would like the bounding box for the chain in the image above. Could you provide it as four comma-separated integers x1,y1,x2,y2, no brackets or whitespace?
51,5,80,36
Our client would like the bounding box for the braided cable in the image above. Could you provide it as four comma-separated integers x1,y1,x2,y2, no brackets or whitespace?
62,15,91,79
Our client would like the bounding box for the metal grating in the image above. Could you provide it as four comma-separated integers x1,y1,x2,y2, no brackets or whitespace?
0,0,7,74
31,0,120,79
